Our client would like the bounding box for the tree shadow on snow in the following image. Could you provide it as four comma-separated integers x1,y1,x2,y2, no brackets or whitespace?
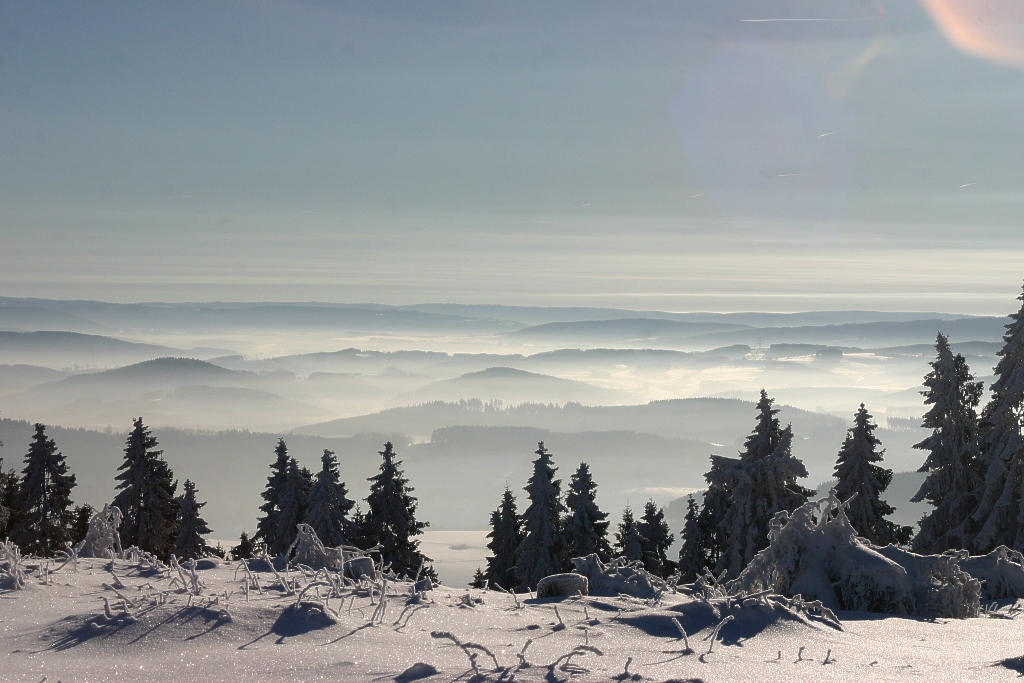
996,655,1024,676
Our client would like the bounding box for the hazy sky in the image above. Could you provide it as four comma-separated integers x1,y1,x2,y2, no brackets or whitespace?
1,1,1023,313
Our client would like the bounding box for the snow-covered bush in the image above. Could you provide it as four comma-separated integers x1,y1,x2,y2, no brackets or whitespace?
570,553,667,599
733,491,981,618
75,504,124,559
0,539,27,590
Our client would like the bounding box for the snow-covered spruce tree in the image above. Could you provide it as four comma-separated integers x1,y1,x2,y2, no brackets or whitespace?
515,442,566,587
913,334,985,552
173,479,212,560
303,449,355,547
715,390,814,578
254,438,290,552
834,404,912,546
112,418,179,558
15,424,77,556
0,455,20,541
973,285,1024,552
614,505,645,562
561,462,612,562
364,442,435,580
272,457,311,555
485,486,524,590
637,500,675,577
677,495,706,582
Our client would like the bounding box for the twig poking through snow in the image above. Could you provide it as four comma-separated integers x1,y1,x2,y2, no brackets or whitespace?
671,617,692,652
704,614,734,655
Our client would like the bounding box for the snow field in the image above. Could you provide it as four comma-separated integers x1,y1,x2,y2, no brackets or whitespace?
4,556,1024,682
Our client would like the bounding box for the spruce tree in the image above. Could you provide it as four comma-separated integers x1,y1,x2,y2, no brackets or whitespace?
16,424,77,556
677,495,706,582
255,438,290,551
173,479,212,560
303,449,356,547
972,286,1024,552
515,442,565,587
715,391,813,578
470,567,488,589
364,442,435,579
232,531,256,559
912,333,985,553
113,418,178,558
485,486,524,590
834,405,912,546
72,504,94,545
637,500,675,577
614,505,644,562
561,462,612,562
0,455,19,541
273,457,310,555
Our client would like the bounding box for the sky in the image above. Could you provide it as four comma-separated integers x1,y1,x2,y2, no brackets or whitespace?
1,1,1023,313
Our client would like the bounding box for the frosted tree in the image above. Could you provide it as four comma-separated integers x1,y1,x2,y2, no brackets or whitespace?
0,456,20,541
113,418,178,558
973,286,1024,552
677,495,706,582
364,442,435,579
515,442,565,587
254,438,290,552
715,391,813,578
485,486,524,590
16,424,77,556
834,405,912,546
173,479,212,560
912,333,984,553
303,449,355,547
561,462,612,562
638,500,675,577
272,457,311,555
614,505,644,562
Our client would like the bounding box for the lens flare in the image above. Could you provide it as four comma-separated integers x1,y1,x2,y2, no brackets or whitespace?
920,0,1024,66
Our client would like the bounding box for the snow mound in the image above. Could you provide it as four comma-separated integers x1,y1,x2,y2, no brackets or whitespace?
733,491,981,618
957,545,1024,599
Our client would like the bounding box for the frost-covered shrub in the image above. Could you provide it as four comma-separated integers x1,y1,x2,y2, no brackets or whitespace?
0,539,27,590
733,491,981,618
570,553,666,599
75,504,124,559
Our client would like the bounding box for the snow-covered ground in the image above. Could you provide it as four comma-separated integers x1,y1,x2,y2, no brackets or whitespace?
4,555,1024,682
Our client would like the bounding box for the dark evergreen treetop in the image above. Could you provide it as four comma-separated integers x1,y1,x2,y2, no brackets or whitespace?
255,438,290,551
614,505,644,563
637,500,675,577
562,461,612,562
173,479,212,560
677,495,707,583
972,286,1024,552
912,332,984,553
714,391,813,577
304,449,356,547
515,442,565,587
16,423,77,556
272,457,310,555
113,417,179,558
834,404,911,546
232,531,256,560
364,442,435,580
485,485,524,591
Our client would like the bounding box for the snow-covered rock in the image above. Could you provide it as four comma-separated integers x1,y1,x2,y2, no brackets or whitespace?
536,572,588,598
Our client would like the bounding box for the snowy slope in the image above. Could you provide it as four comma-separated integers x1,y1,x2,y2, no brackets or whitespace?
4,556,1024,682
